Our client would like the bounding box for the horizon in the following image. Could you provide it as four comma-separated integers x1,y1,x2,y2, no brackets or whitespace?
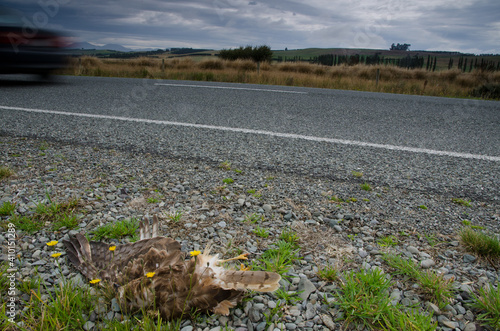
3,0,499,55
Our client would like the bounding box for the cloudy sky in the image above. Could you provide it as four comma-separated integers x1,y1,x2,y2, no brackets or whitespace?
3,0,499,54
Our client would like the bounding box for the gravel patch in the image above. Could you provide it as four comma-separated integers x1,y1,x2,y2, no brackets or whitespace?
1,135,499,330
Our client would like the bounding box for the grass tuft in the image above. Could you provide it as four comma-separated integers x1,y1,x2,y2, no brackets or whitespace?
381,253,455,308
471,283,500,329
0,166,15,180
91,218,140,241
0,201,16,216
459,226,500,259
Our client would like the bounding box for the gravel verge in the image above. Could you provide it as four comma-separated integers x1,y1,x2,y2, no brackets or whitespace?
1,135,499,331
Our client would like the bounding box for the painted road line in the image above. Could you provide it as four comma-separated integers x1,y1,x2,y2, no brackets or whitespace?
154,83,308,94
1,105,499,162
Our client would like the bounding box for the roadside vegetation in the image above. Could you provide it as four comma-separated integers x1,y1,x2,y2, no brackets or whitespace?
59,55,500,99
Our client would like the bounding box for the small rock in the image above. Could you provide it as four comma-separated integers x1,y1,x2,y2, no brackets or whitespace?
463,254,477,263
263,204,272,212
406,246,420,254
463,322,476,331
297,278,316,300
320,314,335,330
83,321,95,331
420,259,435,269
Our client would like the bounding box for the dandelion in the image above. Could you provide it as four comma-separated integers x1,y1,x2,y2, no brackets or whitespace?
190,250,201,257
89,279,101,284
240,264,251,271
109,246,116,251
46,240,58,246
51,252,62,258
146,272,156,278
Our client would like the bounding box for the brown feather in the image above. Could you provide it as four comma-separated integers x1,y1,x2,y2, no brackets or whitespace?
63,215,281,320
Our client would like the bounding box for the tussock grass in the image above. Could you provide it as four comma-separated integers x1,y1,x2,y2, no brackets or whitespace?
61,57,500,99
0,166,15,181
459,226,500,259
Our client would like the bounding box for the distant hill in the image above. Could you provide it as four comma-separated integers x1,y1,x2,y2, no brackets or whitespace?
67,41,157,52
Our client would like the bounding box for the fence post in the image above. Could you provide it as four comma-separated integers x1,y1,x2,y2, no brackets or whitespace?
376,68,380,86
162,58,165,72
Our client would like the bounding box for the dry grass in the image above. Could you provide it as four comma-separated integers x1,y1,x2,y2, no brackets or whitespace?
61,57,500,99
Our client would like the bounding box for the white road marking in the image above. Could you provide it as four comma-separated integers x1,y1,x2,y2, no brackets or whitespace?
154,83,307,94
1,105,499,162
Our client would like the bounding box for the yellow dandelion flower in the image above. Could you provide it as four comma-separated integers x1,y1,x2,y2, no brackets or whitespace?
51,253,62,258
190,250,201,257
89,279,101,284
146,272,156,278
46,240,58,246
109,246,116,251
240,264,251,271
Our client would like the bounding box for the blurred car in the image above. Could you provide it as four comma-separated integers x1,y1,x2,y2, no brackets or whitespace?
0,6,71,79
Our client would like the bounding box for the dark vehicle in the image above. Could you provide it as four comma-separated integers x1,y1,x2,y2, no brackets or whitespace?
0,7,71,79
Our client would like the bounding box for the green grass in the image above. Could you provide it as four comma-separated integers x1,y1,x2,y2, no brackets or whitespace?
253,225,269,238
91,218,140,241
254,240,300,276
452,198,472,207
219,161,232,170
317,265,338,282
334,268,437,330
0,166,15,180
51,213,79,231
334,268,391,329
222,178,234,184
274,288,302,305
352,170,363,178
279,228,300,248
360,182,372,191
16,278,96,330
243,213,263,224
418,204,428,210
381,253,455,309
377,235,398,247
0,201,16,216
459,226,500,259
168,210,183,223
471,283,500,329
5,196,81,233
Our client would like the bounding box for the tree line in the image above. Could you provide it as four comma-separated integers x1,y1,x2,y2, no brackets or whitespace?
218,45,273,63
312,53,499,72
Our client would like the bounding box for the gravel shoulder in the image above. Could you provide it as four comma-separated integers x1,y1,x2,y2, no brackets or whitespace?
1,135,499,331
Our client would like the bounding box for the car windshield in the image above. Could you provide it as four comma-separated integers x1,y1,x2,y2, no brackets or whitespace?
0,7,24,26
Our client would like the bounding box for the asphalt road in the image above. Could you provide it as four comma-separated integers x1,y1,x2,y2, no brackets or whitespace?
1,75,499,201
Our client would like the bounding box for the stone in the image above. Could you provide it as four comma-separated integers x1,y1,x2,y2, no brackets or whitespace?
463,254,477,263
263,204,272,212
463,323,476,331
406,246,420,254
420,259,435,269
83,321,95,331
320,314,336,330
297,278,316,300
